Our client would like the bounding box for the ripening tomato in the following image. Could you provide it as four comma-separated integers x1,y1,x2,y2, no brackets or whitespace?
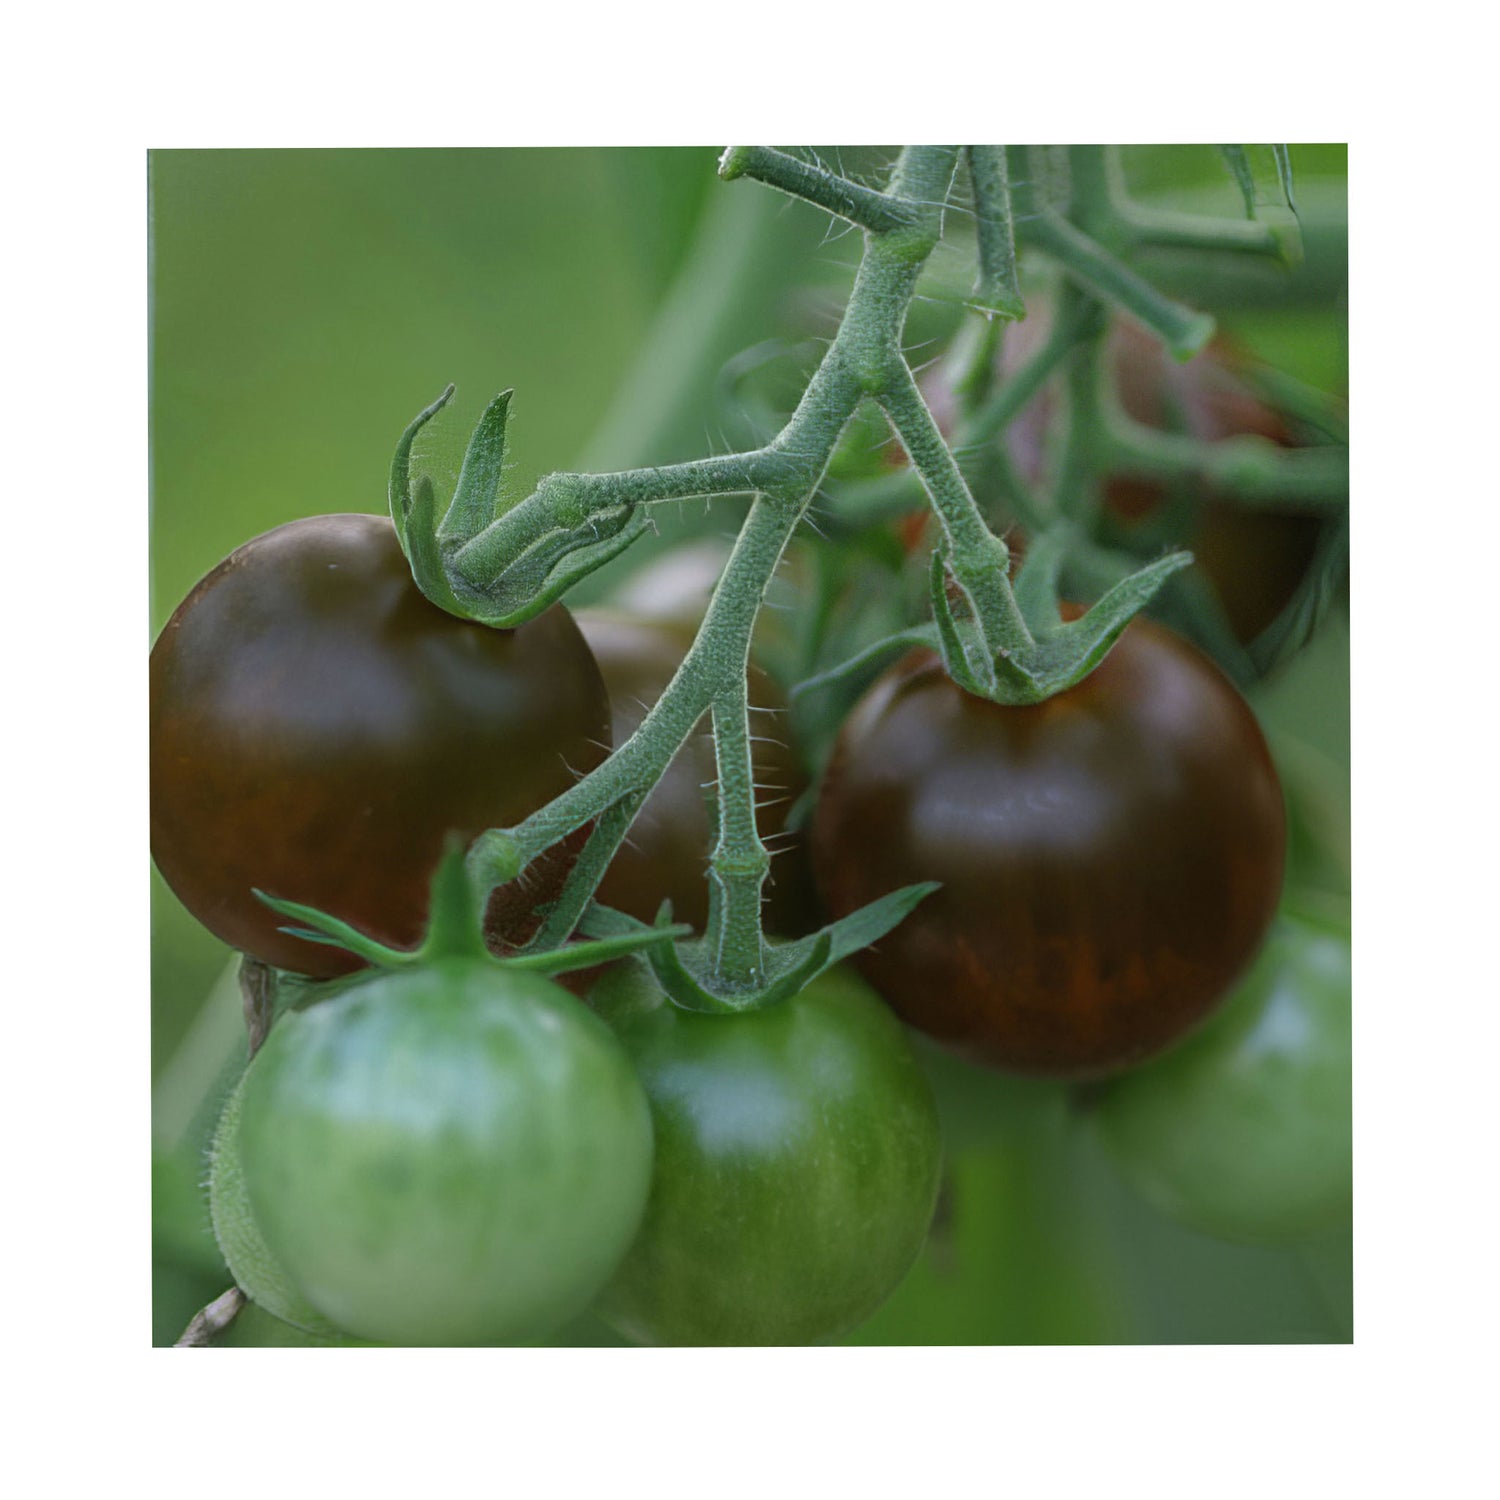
234,958,654,1346
1093,912,1351,1245
577,610,818,935
589,961,941,1346
811,616,1286,1078
150,514,611,976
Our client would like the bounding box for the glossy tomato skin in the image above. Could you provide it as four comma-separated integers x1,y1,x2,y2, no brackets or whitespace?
150,514,611,976
1093,913,1351,1245
576,610,818,935
237,960,654,1346
590,962,941,1346
812,618,1286,1079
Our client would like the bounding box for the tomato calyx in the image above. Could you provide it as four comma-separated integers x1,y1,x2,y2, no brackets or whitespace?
578,883,938,1016
795,522,1192,716
388,385,652,629
255,839,691,982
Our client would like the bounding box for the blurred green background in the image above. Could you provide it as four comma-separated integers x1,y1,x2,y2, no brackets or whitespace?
150,146,1349,1347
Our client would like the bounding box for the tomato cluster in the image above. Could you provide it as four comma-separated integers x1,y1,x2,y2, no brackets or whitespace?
153,505,1335,1347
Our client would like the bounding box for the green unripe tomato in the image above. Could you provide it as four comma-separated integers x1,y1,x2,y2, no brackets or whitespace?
1093,913,1352,1246
590,962,942,1346
236,960,654,1346
209,1069,346,1338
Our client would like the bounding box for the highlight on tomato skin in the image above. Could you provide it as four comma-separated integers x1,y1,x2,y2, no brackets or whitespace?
149,512,613,978
810,614,1287,1079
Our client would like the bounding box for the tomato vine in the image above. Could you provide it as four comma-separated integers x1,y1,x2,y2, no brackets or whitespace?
373,144,1332,1015
154,144,1349,1348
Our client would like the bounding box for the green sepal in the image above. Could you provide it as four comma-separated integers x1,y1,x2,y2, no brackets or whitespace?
389,385,455,553
388,388,649,628
579,885,939,1016
254,843,695,980
793,544,1192,709
653,929,835,1017
402,477,468,616
502,910,694,976
1218,145,1257,219
1010,524,1071,629
928,550,992,696
439,389,513,546
791,627,936,708
253,840,492,971
458,505,655,628
253,890,421,969
995,548,1194,700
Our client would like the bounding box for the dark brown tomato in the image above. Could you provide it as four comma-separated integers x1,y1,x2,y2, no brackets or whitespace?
811,616,1286,1078
996,313,1326,644
150,513,611,977
576,611,818,936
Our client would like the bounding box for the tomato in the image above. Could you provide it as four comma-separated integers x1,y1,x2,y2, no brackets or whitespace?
979,312,1328,644
589,961,942,1346
234,958,654,1346
811,616,1286,1078
576,609,818,935
1092,912,1351,1245
150,513,611,977
1098,321,1326,643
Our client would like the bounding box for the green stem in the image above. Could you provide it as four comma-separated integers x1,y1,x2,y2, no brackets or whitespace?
1051,293,1109,527
966,146,1025,318
529,791,651,950
500,493,804,873
1023,211,1215,360
880,362,1034,655
719,146,915,233
1102,420,1350,508
705,676,771,987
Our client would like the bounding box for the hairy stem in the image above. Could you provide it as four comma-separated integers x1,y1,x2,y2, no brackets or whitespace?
705,675,771,987
719,146,914,232
880,363,1034,655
